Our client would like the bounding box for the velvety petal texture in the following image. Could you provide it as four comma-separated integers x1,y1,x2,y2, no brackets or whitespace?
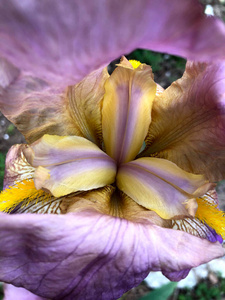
24,135,116,197
0,211,223,300
1,0,225,90
117,157,210,219
143,62,225,181
102,61,156,163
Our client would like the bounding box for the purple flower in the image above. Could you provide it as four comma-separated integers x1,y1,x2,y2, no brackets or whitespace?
1,1,225,299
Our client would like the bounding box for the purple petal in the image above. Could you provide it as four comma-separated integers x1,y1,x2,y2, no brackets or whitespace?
4,284,46,300
0,1,225,89
163,269,190,281
0,211,223,299
143,62,225,181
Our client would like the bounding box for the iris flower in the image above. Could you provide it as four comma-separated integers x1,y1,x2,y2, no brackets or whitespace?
1,1,225,299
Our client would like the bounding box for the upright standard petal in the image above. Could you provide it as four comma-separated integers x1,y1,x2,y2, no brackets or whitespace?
117,157,210,219
0,58,76,143
24,135,117,197
143,62,225,181
0,211,223,300
1,0,225,89
102,61,156,163
67,67,109,147
0,59,107,144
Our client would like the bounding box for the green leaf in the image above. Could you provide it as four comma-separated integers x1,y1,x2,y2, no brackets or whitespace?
139,282,177,300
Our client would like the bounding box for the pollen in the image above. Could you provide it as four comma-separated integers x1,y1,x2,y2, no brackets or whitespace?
0,179,52,213
129,59,141,69
196,196,225,239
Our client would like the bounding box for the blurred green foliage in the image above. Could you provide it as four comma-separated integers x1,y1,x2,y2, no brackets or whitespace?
0,153,6,191
0,283,3,300
139,277,225,300
178,280,222,300
127,49,164,72
6,124,15,136
127,49,186,73
139,282,177,300
119,276,225,300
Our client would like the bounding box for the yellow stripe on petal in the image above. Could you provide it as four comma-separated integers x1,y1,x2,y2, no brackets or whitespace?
102,57,156,164
25,135,117,197
196,195,225,238
117,157,209,219
0,179,52,213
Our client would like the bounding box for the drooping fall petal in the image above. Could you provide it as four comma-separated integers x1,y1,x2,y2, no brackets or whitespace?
0,211,223,300
24,135,116,197
102,61,156,163
1,0,225,89
163,269,191,282
117,157,211,219
143,62,225,181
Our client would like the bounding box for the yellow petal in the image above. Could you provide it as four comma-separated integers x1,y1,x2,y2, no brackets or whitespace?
117,157,210,219
196,190,225,239
102,57,156,164
24,135,117,197
0,179,52,213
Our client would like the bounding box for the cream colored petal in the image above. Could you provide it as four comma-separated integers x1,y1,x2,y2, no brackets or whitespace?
171,189,222,243
102,58,156,164
117,157,210,219
171,217,221,242
3,144,34,189
142,61,225,181
12,191,82,215
24,135,117,197
16,186,113,215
